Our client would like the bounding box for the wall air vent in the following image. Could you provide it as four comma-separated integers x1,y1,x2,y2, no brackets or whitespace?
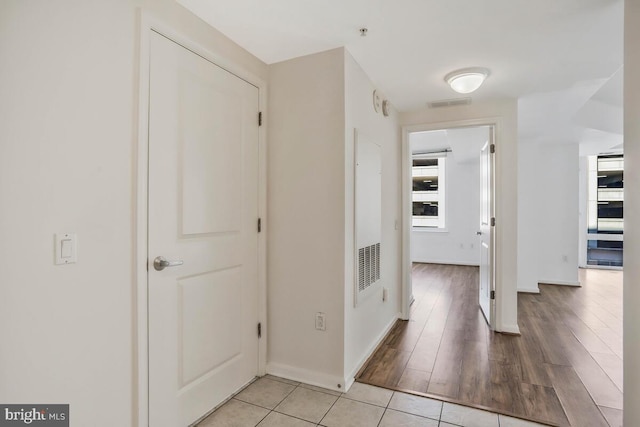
428,97,472,109
358,243,381,292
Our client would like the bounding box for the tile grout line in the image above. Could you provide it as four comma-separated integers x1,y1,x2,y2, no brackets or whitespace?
376,390,395,426
253,406,270,427
316,385,342,427
204,375,551,427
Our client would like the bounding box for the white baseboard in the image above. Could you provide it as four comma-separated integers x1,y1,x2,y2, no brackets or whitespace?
538,279,580,287
499,323,521,335
517,286,540,294
266,362,344,392
412,259,480,267
344,313,400,390
267,314,401,393
581,265,623,271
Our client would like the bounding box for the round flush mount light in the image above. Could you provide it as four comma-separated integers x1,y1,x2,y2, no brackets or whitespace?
444,67,490,94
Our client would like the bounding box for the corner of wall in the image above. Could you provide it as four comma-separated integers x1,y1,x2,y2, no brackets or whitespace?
267,48,347,387
342,51,402,382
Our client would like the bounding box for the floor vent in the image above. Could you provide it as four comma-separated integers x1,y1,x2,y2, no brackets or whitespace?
358,243,381,292
428,97,472,109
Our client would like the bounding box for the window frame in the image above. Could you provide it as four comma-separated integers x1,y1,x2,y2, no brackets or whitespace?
411,154,447,232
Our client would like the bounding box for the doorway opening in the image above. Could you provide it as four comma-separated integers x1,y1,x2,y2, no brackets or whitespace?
401,123,496,329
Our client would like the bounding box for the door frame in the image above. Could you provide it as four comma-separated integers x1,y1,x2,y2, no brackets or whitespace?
134,11,268,426
401,118,500,327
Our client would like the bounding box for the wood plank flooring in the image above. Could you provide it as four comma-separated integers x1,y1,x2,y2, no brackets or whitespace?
356,263,623,426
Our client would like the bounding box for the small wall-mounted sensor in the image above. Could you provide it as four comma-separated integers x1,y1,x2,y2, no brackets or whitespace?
55,233,77,265
382,287,388,302
359,27,368,37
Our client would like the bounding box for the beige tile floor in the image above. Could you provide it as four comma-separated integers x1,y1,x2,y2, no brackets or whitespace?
195,376,549,427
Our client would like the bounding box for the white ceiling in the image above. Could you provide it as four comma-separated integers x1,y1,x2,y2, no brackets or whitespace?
177,0,624,152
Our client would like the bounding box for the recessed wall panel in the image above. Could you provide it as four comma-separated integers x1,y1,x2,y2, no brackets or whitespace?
179,74,242,236
178,267,242,386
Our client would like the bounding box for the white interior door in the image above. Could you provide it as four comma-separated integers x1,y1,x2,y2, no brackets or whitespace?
147,31,260,426
479,136,495,328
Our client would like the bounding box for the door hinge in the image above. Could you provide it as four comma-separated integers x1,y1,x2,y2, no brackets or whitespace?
258,322,262,338
491,217,496,227
490,143,495,154
258,218,262,233
258,111,263,126
490,290,496,300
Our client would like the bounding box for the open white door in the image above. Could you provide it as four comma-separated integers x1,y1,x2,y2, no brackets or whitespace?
478,135,495,328
147,31,260,426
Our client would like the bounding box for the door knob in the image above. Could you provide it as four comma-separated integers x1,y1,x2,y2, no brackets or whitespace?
153,256,184,271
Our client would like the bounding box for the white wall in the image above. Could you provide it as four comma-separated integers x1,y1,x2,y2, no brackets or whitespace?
536,143,580,285
0,2,267,426
411,157,481,266
518,142,580,290
267,48,346,389
624,1,640,425
578,156,589,267
343,51,401,383
516,142,541,292
267,49,403,390
400,99,520,333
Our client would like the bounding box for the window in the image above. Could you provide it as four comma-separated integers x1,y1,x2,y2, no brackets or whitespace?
587,154,623,267
412,156,446,229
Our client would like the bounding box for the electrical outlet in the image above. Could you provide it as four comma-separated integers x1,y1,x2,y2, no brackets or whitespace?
315,312,326,331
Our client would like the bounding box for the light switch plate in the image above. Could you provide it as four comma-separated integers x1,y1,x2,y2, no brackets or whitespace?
55,233,77,265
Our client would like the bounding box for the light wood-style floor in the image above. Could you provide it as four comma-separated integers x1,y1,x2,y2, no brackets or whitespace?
356,263,623,427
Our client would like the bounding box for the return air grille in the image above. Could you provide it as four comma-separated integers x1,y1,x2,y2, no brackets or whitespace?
428,97,472,109
358,242,381,292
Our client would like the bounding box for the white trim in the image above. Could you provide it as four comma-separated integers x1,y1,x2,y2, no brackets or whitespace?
257,88,268,378
266,363,345,393
412,259,480,267
135,11,151,427
500,324,521,335
345,313,400,390
517,287,541,294
135,10,268,426
344,376,356,392
538,279,581,287
587,233,624,241
263,314,398,394
402,118,504,330
582,264,623,271
412,227,449,233
401,129,412,320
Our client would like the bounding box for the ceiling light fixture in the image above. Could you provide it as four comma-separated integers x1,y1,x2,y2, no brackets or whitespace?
444,67,490,94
